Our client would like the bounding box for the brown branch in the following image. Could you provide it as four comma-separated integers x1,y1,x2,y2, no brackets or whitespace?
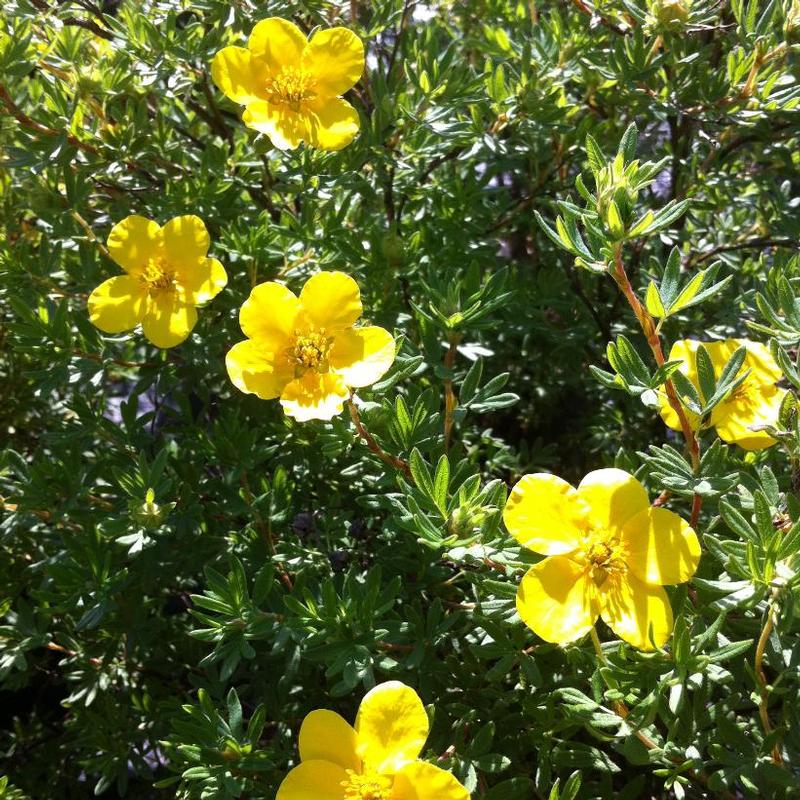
61,15,114,40
610,245,702,527
570,0,630,36
240,471,293,591
0,82,101,156
347,397,412,478
45,641,103,666
688,237,799,267
755,600,783,765
443,334,461,452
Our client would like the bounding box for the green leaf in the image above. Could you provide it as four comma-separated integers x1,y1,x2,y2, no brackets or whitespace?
645,281,666,318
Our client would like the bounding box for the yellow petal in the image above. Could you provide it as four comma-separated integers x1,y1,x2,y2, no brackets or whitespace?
516,558,598,645
667,339,700,385
249,17,307,73
276,760,349,800
239,281,300,344
242,100,309,150
600,574,673,651
705,338,781,386
226,340,293,400
107,215,162,275
88,275,146,333
740,339,782,385
299,271,362,332
329,326,395,388
712,383,785,451
298,709,360,772
303,27,365,97
621,507,700,586
503,474,588,555
141,293,197,348
658,340,701,432
211,46,263,104
392,761,470,800
279,371,349,422
306,97,360,151
176,257,228,305
162,215,210,265
577,468,650,535
354,681,429,776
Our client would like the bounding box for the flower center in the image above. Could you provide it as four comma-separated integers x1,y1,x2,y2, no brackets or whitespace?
728,379,758,409
582,535,625,586
290,329,332,371
265,66,317,109
341,771,393,800
141,257,176,295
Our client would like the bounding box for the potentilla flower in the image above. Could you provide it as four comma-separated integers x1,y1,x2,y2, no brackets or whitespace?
659,338,787,451
504,468,700,651
226,271,395,422
276,681,469,800
211,17,364,151
88,215,227,348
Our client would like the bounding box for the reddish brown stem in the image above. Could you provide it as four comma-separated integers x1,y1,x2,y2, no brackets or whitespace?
240,472,293,591
443,334,462,453
347,398,412,479
755,602,783,765
610,247,702,524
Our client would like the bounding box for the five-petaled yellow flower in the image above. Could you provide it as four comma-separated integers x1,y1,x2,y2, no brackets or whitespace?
211,17,364,151
277,681,470,800
88,215,227,348
659,338,787,451
226,271,395,422
504,468,700,651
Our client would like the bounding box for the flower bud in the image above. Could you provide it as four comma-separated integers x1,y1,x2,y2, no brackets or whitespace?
646,0,692,33
446,504,488,538
786,0,800,42
129,488,173,530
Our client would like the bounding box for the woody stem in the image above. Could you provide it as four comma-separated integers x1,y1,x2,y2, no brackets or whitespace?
610,245,702,527
443,333,462,453
590,628,730,797
755,597,783,765
589,629,659,749
347,397,412,479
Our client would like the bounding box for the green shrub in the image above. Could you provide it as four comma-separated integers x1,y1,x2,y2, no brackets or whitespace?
2,1,800,798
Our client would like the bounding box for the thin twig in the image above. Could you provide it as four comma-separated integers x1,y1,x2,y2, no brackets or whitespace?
240,471,293,590
347,397,412,478
610,245,702,527
688,237,799,267
589,628,732,796
443,334,461,452
755,598,783,764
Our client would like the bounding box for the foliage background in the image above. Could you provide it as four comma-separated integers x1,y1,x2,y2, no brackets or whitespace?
2,0,800,798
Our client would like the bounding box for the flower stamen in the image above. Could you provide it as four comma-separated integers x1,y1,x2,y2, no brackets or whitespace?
290,329,332,371
266,67,317,109
141,257,176,295
584,536,625,587
341,771,392,800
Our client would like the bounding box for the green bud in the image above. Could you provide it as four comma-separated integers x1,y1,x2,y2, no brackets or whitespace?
646,0,692,33
446,504,488,538
129,488,174,530
786,0,800,42
595,155,638,240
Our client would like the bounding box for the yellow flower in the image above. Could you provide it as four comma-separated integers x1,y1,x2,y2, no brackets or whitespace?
659,338,787,451
504,468,700,651
226,271,395,422
88,215,227,349
277,681,470,800
211,17,364,151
